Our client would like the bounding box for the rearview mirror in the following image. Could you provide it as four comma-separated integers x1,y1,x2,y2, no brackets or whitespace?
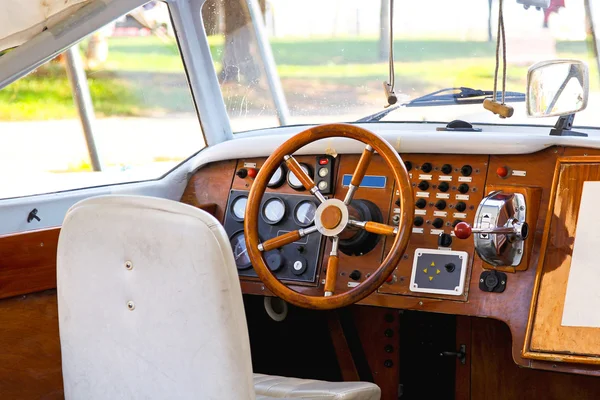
526,60,589,118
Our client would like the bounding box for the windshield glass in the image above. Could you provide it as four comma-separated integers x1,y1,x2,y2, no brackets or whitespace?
202,0,599,132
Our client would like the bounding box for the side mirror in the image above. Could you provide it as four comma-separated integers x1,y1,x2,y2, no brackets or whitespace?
526,59,589,118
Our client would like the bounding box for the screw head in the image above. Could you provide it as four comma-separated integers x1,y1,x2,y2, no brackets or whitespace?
127,301,135,310
125,261,133,270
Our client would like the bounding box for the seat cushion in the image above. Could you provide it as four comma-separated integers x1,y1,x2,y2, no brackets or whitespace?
254,374,380,400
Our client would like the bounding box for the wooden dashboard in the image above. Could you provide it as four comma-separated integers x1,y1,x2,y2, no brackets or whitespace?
181,145,600,376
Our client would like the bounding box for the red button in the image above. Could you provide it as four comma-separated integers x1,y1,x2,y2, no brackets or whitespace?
319,158,329,165
454,222,472,240
247,168,258,178
496,166,509,178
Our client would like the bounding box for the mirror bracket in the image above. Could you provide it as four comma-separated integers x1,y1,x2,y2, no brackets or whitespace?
549,114,588,137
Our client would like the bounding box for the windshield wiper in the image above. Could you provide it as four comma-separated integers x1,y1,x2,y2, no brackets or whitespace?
356,87,526,123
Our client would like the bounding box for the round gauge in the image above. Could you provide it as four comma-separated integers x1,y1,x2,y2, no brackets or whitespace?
262,197,286,224
231,196,247,220
287,164,312,191
294,201,317,226
268,165,285,188
230,231,251,270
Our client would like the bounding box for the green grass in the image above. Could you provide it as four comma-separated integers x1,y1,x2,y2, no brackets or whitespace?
0,36,595,120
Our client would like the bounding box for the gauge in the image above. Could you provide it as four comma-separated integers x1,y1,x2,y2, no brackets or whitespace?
231,196,247,220
230,231,251,270
262,197,286,224
268,165,285,188
287,163,312,190
294,201,317,226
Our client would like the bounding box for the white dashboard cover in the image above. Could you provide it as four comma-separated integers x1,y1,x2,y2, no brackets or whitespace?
57,195,255,399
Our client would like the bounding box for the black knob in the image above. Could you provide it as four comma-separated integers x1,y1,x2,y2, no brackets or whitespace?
384,344,394,353
395,199,400,206
236,168,248,178
441,164,452,174
349,270,362,281
414,216,424,226
384,359,394,368
418,181,430,191
435,200,446,210
438,233,452,247
432,218,444,229
438,182,449,192
452,219,463,227
297,245,305,253
455,201,467,212
461,165,473,176
266,251,284,272
421,163,432,173
415,198,427,209
384,328,394,337
404,161,412,171
458,183,470,194
445,263,456,273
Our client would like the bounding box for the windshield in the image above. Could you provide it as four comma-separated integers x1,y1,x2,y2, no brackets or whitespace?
203,0,599,133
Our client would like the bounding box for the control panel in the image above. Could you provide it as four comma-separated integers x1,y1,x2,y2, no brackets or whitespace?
378,155,489,301
224,190,324,283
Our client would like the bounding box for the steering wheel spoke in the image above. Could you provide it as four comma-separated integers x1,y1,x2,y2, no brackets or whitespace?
258,225,318,252
284,155,327,203
348,219,398,236
324,237,339,297
344,144,374,205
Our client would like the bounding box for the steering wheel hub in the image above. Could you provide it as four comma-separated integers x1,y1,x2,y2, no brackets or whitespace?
314,198,349,236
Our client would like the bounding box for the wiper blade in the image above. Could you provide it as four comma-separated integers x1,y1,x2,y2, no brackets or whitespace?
356,87,526,123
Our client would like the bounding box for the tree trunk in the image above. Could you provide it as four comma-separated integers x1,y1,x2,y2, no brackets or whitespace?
379,0,390,61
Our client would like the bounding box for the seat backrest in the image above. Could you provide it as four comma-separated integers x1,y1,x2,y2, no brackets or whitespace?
57,195,255,400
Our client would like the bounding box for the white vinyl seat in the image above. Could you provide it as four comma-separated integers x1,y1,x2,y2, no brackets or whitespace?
57,195,380,400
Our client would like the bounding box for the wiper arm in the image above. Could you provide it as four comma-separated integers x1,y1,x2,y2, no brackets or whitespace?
356,87,526,123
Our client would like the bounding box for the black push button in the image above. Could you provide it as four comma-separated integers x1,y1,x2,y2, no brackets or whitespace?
444,263,456,273
458,183,470,194
349,270,362,281
435,200,446,210
415,198,427,209
438,182,449,192
414,216,424,227
455,201,467,212
421,163,432,173
432,218,444,229
441,164,452,174
438,233,452,248
461,165,473,176
418,181,430,191
404,161,413,171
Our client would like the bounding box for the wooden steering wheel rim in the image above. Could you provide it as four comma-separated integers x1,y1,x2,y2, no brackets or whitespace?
245,123,414,310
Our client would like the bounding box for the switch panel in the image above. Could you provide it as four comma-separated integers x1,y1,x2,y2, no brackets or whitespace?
409,249,468,296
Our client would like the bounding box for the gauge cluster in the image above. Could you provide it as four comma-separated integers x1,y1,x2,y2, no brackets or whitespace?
224,189,324,283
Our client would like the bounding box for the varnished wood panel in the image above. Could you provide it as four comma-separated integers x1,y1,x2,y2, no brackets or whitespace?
352,306,399,400
525,157,600,362
180,160,237,223
472,317,600,400
0,290,63,399
0,228,60,300
455,316,471,400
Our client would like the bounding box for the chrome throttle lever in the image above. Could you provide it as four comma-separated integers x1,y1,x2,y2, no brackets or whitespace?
454,220,529,240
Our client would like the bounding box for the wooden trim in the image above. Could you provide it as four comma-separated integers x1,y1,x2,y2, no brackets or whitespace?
0,228,60,300
523,155,600,365
327,312,360,381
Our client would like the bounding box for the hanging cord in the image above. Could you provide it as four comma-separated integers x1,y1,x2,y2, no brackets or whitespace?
485,0,513,118
493,0,507,104
383,0,397,107
388,0,395,93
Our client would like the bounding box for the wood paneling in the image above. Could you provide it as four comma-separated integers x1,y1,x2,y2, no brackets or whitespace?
0,228,60,300
180,160,237,223
0,290,63,399
525,157,600,363
471,317,600,400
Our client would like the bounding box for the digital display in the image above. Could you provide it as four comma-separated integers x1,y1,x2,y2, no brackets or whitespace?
342,174,387,189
